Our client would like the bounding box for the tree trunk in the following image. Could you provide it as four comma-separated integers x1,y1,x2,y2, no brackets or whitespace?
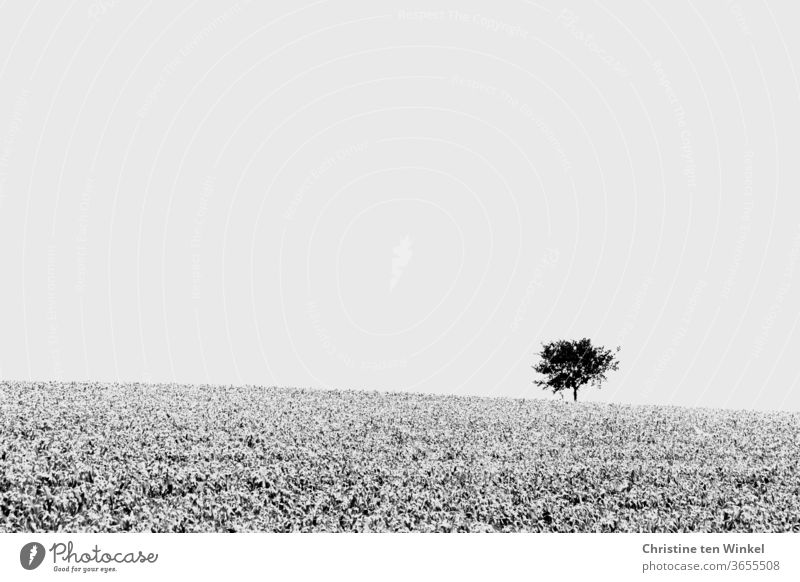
573,387,578,402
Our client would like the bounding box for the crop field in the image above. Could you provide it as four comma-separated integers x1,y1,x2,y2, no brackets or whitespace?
1,381,799,532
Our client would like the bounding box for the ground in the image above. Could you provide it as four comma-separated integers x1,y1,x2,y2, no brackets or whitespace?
1,381,799,532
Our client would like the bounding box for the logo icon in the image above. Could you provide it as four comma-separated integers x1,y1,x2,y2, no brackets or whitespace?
20,542,46,570
390,235,413,292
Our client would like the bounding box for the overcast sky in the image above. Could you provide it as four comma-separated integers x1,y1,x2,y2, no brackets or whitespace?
1,1,799,411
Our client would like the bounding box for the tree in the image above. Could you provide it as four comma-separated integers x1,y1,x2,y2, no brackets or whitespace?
532,338,620,402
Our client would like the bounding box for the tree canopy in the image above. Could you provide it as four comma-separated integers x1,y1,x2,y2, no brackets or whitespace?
532,338,620,402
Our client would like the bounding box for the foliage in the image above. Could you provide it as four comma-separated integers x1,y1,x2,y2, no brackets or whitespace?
1,382,799,532
533,338,620,401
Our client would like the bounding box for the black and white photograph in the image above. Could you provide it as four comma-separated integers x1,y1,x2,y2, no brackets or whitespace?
1,1,799,580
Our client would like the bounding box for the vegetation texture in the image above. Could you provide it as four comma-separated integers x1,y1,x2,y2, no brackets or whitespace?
1,382,799,532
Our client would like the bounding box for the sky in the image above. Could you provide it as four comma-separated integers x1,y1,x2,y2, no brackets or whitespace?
1,1,799,411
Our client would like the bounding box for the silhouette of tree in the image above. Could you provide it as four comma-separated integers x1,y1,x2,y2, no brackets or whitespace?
532,338,620,402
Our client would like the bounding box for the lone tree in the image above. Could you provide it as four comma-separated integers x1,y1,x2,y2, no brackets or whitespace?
532,338,620,402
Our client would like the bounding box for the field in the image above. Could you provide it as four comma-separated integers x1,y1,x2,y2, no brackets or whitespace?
1,381,799,532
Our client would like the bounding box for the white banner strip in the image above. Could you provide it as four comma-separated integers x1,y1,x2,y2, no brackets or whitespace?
2,533,798,581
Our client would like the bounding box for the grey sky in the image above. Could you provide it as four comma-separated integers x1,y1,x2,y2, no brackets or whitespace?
0,1,798,411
